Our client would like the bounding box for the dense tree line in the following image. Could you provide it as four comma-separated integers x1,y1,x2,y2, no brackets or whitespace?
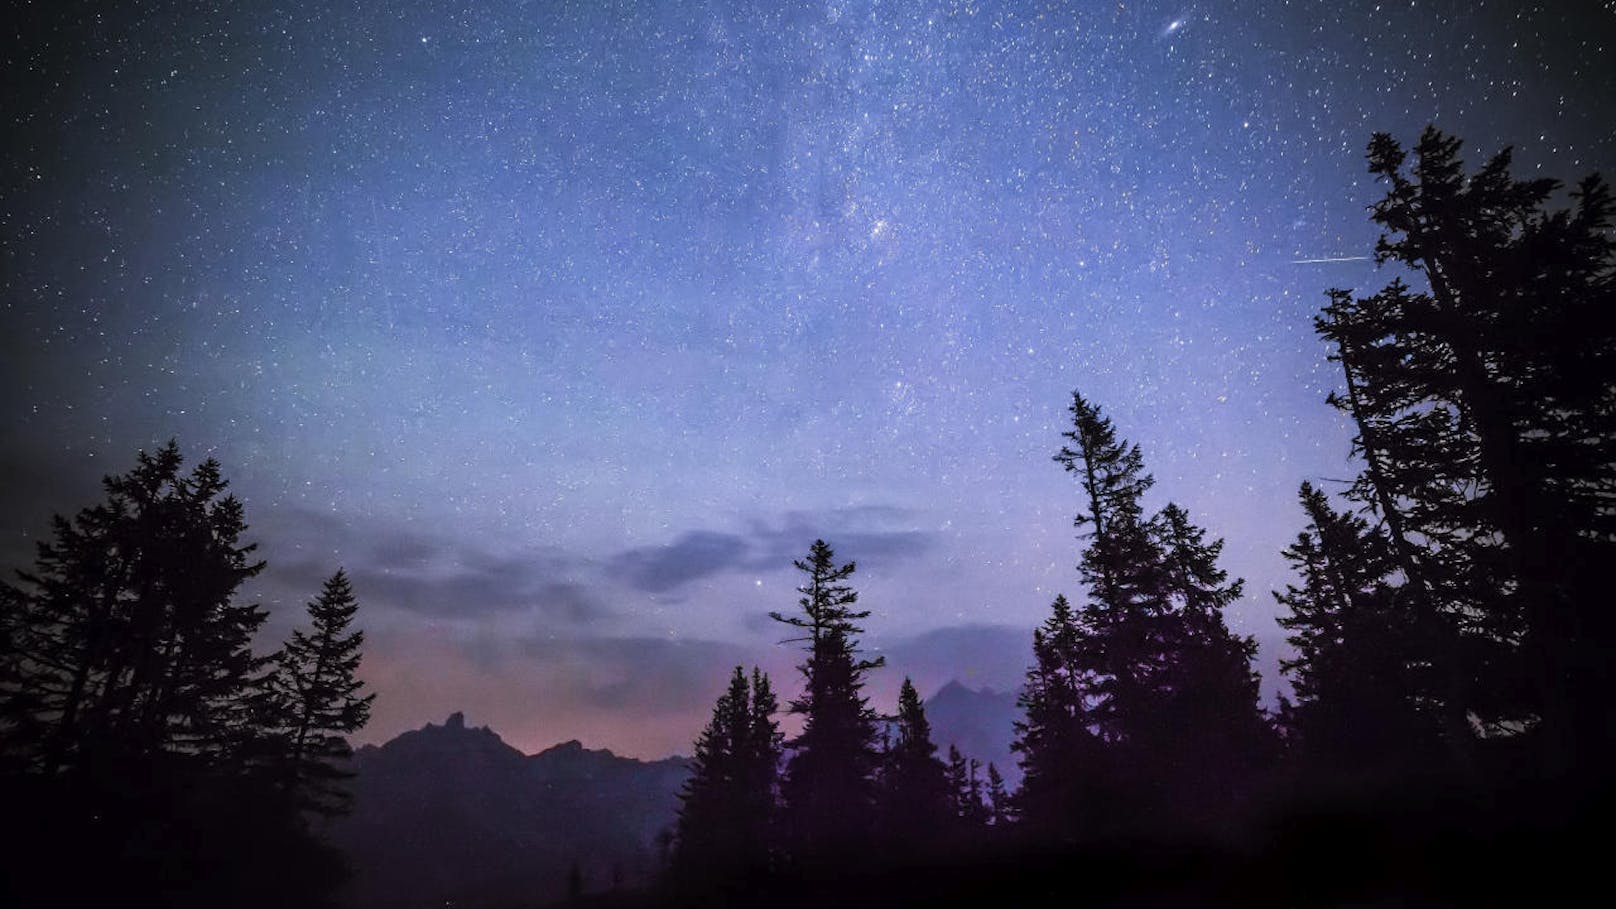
667,541,1012,900
1284,127,1614,784
664,128,1611,902
0,443,373,907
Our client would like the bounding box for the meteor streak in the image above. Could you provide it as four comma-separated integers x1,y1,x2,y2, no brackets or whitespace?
1290,255,1372,264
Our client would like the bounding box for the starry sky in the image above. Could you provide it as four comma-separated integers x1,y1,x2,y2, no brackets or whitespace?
3,0,1612,759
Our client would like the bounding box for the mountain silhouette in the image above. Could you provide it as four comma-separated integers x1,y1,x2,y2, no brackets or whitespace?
329,713,689,908
924,680,1022,788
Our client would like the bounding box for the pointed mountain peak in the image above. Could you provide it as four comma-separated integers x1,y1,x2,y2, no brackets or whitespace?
537,739,589,757
445,711,466,730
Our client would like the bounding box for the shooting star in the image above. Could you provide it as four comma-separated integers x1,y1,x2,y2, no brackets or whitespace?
1291,255,1372,264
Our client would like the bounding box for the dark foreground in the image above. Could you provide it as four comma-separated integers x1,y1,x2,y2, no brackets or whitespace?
563,774,1606,909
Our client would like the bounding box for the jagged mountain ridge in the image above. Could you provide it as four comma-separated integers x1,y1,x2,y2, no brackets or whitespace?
331,683,1020,907
330,712,689,908
920,680,1023,789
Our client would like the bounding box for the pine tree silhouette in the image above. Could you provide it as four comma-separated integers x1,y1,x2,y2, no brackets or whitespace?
0,441,269,772
1019,393,1271,835
770,539,884,860
1275,482,1442,771
1147,502,1276,823
875,677,952,851
269,569,374,816
985,763,1011,827
1314,127,1616,774
673,665,781,882
0,442,355,907
1011,594,1104,839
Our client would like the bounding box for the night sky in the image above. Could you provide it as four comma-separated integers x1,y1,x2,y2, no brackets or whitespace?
4,0,1612,758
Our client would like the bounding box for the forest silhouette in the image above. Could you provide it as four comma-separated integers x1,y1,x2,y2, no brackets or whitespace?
2,128,1612,906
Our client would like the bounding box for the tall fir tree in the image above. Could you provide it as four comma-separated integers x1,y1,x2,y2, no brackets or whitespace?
0,442,269,773
745,668,784,832
875,677,953,849
672,666,782,882
1010,594,1104,838
0,442,354,908
964,758,986,826
1028,392,1270,832
944,745,970,820
942,745,988,829
1148,502,1275,816
270,569,374,816
985,763,1011,827
1053,392,1171,750
770,539,884,858
1275,482,1443,770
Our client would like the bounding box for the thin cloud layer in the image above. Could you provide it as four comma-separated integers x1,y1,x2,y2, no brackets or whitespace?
608,507,937,595
249,506,608,624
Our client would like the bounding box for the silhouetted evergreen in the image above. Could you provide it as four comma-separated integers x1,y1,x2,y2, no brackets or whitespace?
1053,392,1170,757
1015,392,1271,837
671,666,781,884
1313,128,1616,778
1011,593,1105,839
0,443,367,908
943,744,989,827
1147,502,1276,824
770,539,885,860
874,677,952,850
0,442,270,773
985,762,1010,826
269,568,375,816
1275,482,1443,773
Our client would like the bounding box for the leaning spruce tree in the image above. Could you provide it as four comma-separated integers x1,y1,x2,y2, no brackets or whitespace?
770,539,884,858
271,569,375,816
1313,128,1616,773
1052,392,1168,752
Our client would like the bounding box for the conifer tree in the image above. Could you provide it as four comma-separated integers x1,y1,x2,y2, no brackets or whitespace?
965,758,987,826
1275,482,1441,769
1053,393,1170,749
673,666,782,878
940,745,987,828
0,441,270,772
985,763,1011,826
944,745,970,820
770,540,884,856
1149,503,1275,812
0,442,354,907
1315,128,1616,770
1029,392,1269,832
876,677,952,846
745,667,784,822
1010,594,1103,837
270,569,374,815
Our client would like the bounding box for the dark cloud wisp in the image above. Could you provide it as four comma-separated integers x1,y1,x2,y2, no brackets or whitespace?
607,507,937,595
